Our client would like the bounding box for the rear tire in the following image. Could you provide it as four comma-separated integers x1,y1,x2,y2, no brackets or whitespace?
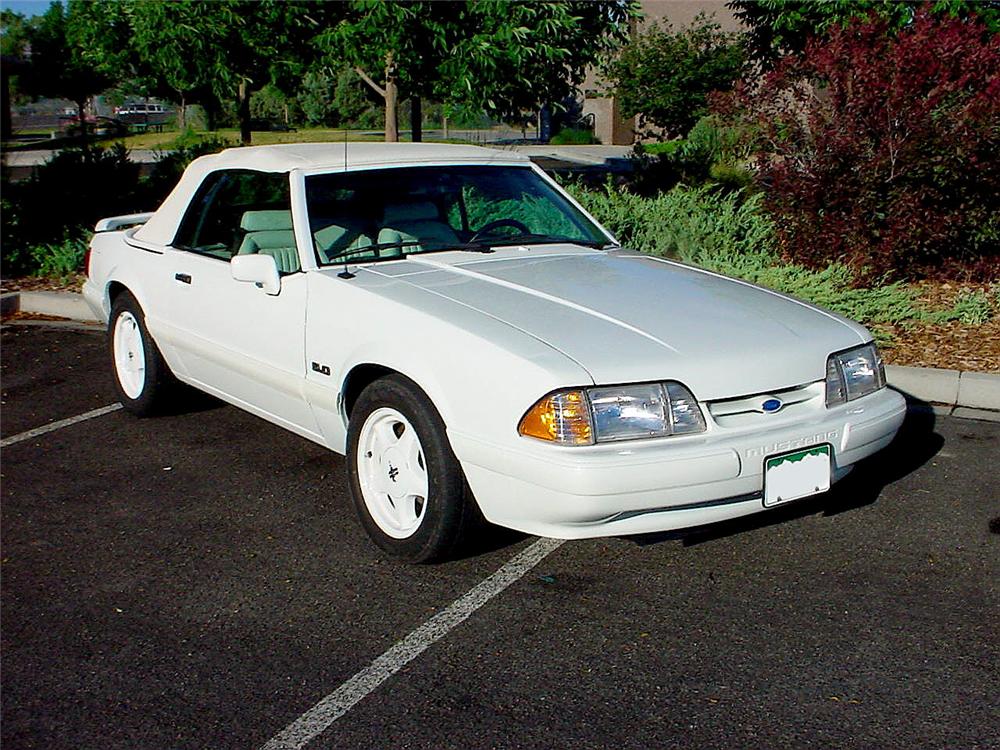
108,292,176,416
347,375,478,563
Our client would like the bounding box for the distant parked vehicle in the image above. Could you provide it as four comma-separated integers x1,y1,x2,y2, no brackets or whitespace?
114,103,171,125
114,102,167,118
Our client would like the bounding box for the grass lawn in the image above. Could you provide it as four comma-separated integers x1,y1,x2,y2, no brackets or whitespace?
94,127,388,151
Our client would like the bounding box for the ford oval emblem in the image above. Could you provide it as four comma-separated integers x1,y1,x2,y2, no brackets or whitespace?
762,398,783,413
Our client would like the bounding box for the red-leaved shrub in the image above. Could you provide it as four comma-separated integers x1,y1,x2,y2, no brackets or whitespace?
722,7,1000,282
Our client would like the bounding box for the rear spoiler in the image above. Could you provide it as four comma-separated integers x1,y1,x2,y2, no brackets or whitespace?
94,212,155,232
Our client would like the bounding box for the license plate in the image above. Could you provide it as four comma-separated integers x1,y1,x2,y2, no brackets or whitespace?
763,444,832,507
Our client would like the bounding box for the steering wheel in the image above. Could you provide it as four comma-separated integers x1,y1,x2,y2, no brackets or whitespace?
468,219,531,244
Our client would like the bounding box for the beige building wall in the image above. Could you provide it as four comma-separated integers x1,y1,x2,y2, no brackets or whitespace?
581,0,742,145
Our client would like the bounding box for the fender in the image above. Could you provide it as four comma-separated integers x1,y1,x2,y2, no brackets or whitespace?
303,270,591,455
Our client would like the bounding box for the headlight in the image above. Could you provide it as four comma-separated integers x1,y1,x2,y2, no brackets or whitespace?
825,342,886,407
518,381,706,445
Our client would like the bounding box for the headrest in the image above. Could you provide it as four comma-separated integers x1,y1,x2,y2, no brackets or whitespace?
241,209,293,232
382,201,440,224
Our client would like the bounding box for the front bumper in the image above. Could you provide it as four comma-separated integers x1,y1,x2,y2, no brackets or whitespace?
451,387,907,539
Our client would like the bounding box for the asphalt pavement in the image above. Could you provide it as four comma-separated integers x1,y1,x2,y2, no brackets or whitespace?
2,324,998,749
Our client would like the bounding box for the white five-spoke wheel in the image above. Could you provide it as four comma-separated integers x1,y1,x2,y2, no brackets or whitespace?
356,407,429,539
108,292,176,416
346,374,480,563
113,310,146,399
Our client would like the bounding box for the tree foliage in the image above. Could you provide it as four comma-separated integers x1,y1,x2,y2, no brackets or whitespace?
320,0,635,141
1,8,33,139
722,8,1000,281
18,1,116,140
113,0,220,128
730,0,1000,67
604,13,744,138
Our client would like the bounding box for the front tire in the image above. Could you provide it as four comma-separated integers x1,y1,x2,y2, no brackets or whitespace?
109,292,175,416
347,375,477,563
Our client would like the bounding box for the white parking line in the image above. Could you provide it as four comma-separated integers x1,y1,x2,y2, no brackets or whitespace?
261,536,565,750
0,404,123,448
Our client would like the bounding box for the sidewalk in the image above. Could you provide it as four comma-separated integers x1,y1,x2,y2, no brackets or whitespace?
3,289,998,420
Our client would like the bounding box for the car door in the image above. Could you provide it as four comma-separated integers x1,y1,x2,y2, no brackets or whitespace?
163,169,320,440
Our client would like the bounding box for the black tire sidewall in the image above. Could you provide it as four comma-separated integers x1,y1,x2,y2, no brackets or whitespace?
346,375,470,563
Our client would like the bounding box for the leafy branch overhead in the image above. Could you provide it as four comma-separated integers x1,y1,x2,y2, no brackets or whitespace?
319,0,636,141
729,0,1000,66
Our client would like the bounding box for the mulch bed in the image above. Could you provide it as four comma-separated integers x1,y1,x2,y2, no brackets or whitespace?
876,281,999,373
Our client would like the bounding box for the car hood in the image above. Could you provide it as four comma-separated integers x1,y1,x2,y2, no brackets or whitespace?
362,246,869,400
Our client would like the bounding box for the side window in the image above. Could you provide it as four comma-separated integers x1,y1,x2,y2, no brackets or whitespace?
174,170,294,267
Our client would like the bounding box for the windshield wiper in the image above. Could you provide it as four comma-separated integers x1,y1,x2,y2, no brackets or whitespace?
479,233,619,250
327,239,423,261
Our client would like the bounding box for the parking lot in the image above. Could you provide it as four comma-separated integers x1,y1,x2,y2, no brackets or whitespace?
2,323,998,749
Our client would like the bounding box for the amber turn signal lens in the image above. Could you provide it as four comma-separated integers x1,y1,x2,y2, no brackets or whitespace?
518,389,594,445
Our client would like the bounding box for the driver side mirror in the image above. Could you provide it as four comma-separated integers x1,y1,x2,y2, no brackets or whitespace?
231,254,281,296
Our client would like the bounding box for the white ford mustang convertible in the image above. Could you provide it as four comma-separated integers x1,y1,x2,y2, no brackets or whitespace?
84,143,906,561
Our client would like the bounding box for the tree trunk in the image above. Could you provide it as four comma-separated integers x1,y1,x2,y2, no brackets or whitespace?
177,91,186,130
238,79,252,145
1,75,12,143
410,96,422,142
384,52,398,142
76,99,88,147
442,115,448,139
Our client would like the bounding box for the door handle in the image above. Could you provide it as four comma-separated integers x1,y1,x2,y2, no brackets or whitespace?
174,273,192,284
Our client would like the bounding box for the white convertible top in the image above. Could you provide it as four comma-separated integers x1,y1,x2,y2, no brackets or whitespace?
134,143,529,246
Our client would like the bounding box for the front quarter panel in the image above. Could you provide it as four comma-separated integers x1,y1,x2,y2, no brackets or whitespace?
303,269,592,454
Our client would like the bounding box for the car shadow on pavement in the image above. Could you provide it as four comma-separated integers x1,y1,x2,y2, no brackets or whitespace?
158,385,227,416
628,402,944,549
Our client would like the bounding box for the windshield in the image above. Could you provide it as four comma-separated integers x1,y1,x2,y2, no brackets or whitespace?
304,165,611,265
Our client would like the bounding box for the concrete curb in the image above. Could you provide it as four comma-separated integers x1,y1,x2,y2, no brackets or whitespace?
15,290,100,322
3,290,999,414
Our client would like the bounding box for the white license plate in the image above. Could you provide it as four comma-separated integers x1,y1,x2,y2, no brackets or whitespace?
763,444,832,507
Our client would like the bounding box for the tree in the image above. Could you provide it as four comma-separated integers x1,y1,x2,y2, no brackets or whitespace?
604,13,744,139
1,9,32,141
730,0,1000,67
19,1,116,143
320,1,635,142
723,8,1000,280
99,0,325,144
210,0,321,145
116,0,221,130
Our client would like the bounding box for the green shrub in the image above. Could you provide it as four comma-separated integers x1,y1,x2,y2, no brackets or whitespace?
29,234,89,280
550,127,600,145
952,291,994,325
923,290,995,325
628,117,757,194
569,181,773,263
638,141,682,157
1,144,141,276
2,139,232,278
